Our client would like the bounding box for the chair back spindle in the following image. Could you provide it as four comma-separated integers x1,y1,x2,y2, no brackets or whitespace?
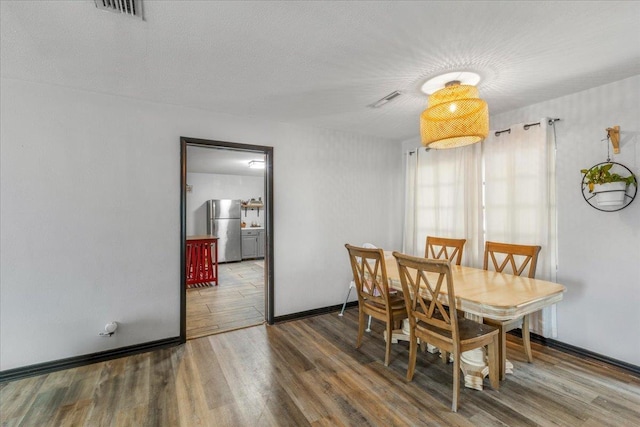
483,241,541,278
425,236,466,266
346,245,390,304
395,254,458,341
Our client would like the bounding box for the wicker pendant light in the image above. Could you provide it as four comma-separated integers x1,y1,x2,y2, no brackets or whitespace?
420,80,488,149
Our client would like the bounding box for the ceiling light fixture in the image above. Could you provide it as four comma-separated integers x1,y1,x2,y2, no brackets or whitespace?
248,160,265,169
420,71,481,95
420,73,488,149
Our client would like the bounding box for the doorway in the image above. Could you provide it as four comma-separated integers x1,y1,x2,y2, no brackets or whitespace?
180,137,274,342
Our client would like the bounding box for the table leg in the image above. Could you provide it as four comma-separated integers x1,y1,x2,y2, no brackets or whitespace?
459,313,512,390
384,329,408,344
398,320,439,353
212,239,218,286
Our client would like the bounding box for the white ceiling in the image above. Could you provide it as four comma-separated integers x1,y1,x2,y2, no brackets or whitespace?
2,0,640,148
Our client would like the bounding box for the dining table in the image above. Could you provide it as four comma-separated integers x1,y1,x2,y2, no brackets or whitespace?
382,252,566,390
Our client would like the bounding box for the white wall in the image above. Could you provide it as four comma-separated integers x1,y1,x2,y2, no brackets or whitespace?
186,172,264,235
273,124,405,315
0,78,403,371
402,75,640,366
490,75,640,366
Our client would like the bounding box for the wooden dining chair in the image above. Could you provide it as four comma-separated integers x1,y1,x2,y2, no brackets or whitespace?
345,244,407,366
393,251,499,412
482,241,542,379
340,243,376,333
425,236,466,265
426,236,468,328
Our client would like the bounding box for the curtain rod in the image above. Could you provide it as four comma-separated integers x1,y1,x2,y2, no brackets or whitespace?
525,117,561,129
496,118,561,136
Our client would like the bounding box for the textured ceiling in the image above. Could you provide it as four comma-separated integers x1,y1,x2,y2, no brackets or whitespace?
2,1,639,143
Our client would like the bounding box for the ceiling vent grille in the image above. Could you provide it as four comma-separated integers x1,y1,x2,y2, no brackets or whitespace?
94,0,143,19
368,91,402,108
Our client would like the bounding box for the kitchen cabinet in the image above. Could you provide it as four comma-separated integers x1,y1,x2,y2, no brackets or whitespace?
242,228,264,260
257,229,265,258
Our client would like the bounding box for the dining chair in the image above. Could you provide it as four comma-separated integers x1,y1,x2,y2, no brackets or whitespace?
482,241,542,379
425,236,466,266
345,244,407,366
426,236,468,330
393,251,499,412
339,243,376,331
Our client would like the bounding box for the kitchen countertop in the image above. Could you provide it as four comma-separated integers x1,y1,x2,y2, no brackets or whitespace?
241,227,264,231
187,235,218,240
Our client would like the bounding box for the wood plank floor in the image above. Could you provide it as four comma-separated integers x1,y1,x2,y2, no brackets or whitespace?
2,308,639,426
187,260,265,340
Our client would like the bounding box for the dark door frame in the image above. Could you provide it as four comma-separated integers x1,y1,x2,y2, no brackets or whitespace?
180,137,274,342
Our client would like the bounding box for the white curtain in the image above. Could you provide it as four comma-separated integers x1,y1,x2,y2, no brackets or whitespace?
403,144,482,266
402,150,418,255
403,118,558,337
483,119,558,337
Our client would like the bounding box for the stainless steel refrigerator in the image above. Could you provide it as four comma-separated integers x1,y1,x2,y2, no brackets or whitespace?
206,199,242,263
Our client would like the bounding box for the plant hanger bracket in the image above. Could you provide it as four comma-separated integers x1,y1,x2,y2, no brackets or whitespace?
606,125,620,155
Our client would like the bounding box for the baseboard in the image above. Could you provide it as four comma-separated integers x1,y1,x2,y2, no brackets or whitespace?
508,330,640,376
9,313,634,382
274,301,358,323
0,336,182,383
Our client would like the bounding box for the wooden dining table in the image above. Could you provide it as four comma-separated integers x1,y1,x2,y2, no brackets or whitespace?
382,253,566,390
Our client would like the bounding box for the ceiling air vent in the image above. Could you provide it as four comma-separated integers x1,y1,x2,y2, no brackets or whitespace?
94,0,143,19
368,91,402,108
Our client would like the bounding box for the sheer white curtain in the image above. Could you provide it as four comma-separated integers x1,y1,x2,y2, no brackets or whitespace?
402,150,418,255
403,118,558,337
403,144,482,265
483,119,558,337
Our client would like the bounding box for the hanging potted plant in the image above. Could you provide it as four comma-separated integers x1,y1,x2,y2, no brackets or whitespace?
581,163,637,206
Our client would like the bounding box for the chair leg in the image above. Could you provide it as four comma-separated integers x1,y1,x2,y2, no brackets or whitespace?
487,335,500,390
338,282,354,316
452,351,460,412
356,307,365,349
497,324,507,381
384,320,393,366
406,333,418,381
522,314,533,363
441,350,450,364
